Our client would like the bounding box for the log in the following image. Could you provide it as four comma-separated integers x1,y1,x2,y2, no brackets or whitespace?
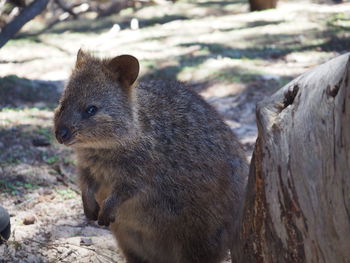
239,53,350,263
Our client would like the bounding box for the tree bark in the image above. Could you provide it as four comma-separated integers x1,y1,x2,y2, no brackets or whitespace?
239,53,350,263
249,0,277,11
0,0,49,49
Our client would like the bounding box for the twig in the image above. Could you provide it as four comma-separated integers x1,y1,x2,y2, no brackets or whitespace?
25,237,117,263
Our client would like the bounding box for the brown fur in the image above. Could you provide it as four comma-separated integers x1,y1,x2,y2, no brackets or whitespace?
54,50,248,263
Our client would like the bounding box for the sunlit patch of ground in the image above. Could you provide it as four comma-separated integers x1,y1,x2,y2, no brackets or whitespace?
0,107,124,262
0,0,349,262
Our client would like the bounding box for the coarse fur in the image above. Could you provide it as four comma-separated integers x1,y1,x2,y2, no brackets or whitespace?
54,50,248,263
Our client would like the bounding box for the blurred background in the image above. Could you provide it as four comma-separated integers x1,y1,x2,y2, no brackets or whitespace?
0,0,349,262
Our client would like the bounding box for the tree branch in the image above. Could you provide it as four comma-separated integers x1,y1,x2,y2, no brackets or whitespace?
0,0,49,49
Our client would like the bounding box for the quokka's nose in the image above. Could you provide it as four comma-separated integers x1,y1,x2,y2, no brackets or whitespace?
55,127,71,144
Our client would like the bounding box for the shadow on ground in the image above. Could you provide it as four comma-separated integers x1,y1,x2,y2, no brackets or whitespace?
0,76,62,109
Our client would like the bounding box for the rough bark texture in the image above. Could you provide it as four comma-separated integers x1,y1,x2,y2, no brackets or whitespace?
240,53,350,263
0,0,49,48
249,0,277,11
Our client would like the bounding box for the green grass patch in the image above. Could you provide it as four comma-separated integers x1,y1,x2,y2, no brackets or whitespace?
56,188,77,200
37,127,53,140
0,179,39,195
44,155,59,165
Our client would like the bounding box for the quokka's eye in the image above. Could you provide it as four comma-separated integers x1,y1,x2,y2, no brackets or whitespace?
85,105,98,116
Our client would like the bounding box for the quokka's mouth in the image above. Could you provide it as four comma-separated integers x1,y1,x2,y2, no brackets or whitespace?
64,139,78,146
63,133,79,146
55,128,78,146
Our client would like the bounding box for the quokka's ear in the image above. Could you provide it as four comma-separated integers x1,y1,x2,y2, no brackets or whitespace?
76,48,91,68
107,55,140,87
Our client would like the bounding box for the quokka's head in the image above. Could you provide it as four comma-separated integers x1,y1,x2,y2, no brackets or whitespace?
54,50,140,148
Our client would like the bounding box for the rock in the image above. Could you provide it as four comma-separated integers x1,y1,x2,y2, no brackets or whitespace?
0,206,11,244
32,137,51,147
23,215,36,225
0,206,10,231
43,189,53,195
80,237,93,246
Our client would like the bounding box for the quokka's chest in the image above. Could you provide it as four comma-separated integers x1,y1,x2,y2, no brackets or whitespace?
78,152,120,183
89,161,117,183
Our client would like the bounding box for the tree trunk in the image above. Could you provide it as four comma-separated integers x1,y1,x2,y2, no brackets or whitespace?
249,0,277,11
0,0,49,49
238,53,350,263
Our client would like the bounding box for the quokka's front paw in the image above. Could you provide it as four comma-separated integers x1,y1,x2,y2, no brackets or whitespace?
84,202,100,221
98,196,117,227
82,193,100,221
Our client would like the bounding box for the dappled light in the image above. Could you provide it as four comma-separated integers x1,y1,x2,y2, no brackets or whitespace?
0,0,349,262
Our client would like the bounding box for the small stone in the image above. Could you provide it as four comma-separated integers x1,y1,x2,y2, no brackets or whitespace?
43,189,53,195
130,18,139,30
14,198,24,205
32,137,51,147
80,237,93,246
109,24,120,34
23,215,36,225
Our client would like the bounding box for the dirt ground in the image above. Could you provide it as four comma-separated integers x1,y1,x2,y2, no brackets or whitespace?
0,0,349,262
